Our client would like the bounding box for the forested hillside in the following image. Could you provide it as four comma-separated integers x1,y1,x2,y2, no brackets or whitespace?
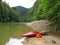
1,0,60,28
12,6,29,22
13,6,28,16
28,0,60,29
0,1,20,22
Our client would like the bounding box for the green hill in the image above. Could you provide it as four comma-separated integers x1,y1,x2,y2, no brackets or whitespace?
28,0,60,29
12,6,29,16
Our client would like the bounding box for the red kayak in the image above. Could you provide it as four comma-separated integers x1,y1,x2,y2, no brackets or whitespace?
22,32,43,37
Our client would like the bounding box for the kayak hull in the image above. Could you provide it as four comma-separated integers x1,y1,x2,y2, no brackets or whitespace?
22,32,43,37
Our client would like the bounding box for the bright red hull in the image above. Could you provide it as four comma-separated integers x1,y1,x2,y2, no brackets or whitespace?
22,32,43,37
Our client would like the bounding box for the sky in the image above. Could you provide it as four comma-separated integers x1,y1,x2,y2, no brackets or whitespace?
2,0,36,8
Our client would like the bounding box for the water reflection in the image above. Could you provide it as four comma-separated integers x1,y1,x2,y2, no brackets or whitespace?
5,37,27,45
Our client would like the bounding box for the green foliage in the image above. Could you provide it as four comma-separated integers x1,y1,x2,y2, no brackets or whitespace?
27,0,60,28
0,2,19,22
12,6,29,22
47,3,60,27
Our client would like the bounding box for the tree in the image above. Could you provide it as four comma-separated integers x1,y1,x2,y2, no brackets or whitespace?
0,2,19,22
28,0,60,29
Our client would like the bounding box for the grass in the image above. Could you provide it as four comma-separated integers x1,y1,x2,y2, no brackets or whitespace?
0,22,33,45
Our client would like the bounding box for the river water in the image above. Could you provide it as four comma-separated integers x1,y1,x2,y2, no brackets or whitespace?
5,37,27,45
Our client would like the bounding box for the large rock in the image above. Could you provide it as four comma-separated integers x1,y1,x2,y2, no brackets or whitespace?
26,20,50,31
23,36,60,45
